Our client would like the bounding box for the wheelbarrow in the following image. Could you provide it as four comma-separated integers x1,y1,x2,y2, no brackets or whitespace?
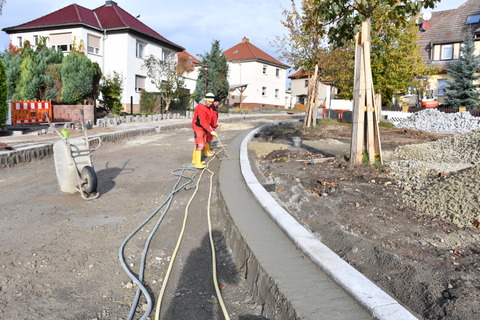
47,111,101,200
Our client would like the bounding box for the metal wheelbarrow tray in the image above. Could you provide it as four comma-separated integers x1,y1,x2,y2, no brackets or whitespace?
53,135,101,200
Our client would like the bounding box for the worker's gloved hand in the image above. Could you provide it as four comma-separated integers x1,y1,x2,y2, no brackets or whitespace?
210,131,218,137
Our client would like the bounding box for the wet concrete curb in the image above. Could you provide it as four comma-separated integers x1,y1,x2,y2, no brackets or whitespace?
234,122,419,320
219,126,372,319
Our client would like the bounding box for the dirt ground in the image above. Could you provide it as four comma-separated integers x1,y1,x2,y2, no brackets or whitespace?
0,123,270,320
249,122,480,320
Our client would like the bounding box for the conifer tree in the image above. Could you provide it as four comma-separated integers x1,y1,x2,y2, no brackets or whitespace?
194,40,229,102
445,33,480,110
0,59,7,128
61,52,102,104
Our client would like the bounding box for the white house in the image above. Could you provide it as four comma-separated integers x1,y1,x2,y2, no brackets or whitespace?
2,1,184,112
288,69,335,108
222,37,290,109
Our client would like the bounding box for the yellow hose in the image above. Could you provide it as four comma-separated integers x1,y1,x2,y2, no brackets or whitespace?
155,150,230,320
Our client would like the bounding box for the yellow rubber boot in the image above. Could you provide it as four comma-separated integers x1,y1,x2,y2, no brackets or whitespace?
193,150,206,169
204,143,214,157
192,148,205,164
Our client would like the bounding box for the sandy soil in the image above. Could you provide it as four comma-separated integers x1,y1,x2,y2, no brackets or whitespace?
0,124,268,320
249,122,480,320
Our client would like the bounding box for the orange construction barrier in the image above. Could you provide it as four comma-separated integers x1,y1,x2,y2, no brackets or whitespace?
11,101,52,124
421,100,438,108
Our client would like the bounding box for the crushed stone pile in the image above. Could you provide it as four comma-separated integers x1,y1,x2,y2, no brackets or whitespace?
384,128,480,228
395,108,480,133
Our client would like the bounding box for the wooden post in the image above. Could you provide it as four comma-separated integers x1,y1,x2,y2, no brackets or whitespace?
350,31,365,165
304,64,319,128
350,19,382,165
374,93,383,163
237,85,247,109
362,20,375,164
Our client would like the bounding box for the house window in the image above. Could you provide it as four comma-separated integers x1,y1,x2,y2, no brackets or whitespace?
49,32,72,52
441,44,453,60
262,86,267,96
17,36,22,47
466,14,480,24
87,34,101,55
136,41,146,58
162,50,172,61
55,44,70,52
297,95,307,105
275,89,279,98
262,65,267,75
437,79,448,96
33,35,39,46
304,79,309,87
135,75,146,92
276,68,280,77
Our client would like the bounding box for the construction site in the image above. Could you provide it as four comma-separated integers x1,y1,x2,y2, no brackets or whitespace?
0,110,479,320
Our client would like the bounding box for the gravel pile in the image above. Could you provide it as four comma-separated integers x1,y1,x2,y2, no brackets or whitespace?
386,112,480,228
396,108,480,133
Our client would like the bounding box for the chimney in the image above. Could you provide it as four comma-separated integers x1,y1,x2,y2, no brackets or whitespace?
105,0,117,6
242,37,249,43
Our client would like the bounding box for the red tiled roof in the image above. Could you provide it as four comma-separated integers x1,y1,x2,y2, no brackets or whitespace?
3,2,183,51
4,4,100,29
418,0,480,68
178,50,200,74
288,68,333,83
223,37,289,69
288,69,311,79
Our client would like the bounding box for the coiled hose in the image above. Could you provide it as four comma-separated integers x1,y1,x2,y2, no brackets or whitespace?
120,147,230,320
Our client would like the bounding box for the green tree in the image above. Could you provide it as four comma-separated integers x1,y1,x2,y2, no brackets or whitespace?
61,52,102,104
99,71,124,115
276,1,325,127
445,34,480,110
14,47,63,100
0,50,24,99
279,1,438,106
44,63,62,103
140,91,159,113
0,59,7,129
143,53,184,112
193,40,229,101
291,0,440,164
370,5,437,105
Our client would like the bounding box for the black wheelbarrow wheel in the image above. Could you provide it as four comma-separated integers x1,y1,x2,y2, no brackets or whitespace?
80,165,97,194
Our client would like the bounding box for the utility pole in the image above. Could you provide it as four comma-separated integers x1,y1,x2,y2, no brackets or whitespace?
203,64,209,95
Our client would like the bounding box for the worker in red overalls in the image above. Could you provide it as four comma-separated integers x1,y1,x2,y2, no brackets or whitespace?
204,95,221,154
191,93,218,169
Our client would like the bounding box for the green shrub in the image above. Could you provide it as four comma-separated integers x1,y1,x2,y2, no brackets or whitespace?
0,60,7,129
229,107,251,114
140,91,159,113
99,71,124,115
378,121,394,128
61,52,101,104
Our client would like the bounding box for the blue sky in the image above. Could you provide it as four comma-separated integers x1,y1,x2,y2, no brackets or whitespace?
0,0,466,62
